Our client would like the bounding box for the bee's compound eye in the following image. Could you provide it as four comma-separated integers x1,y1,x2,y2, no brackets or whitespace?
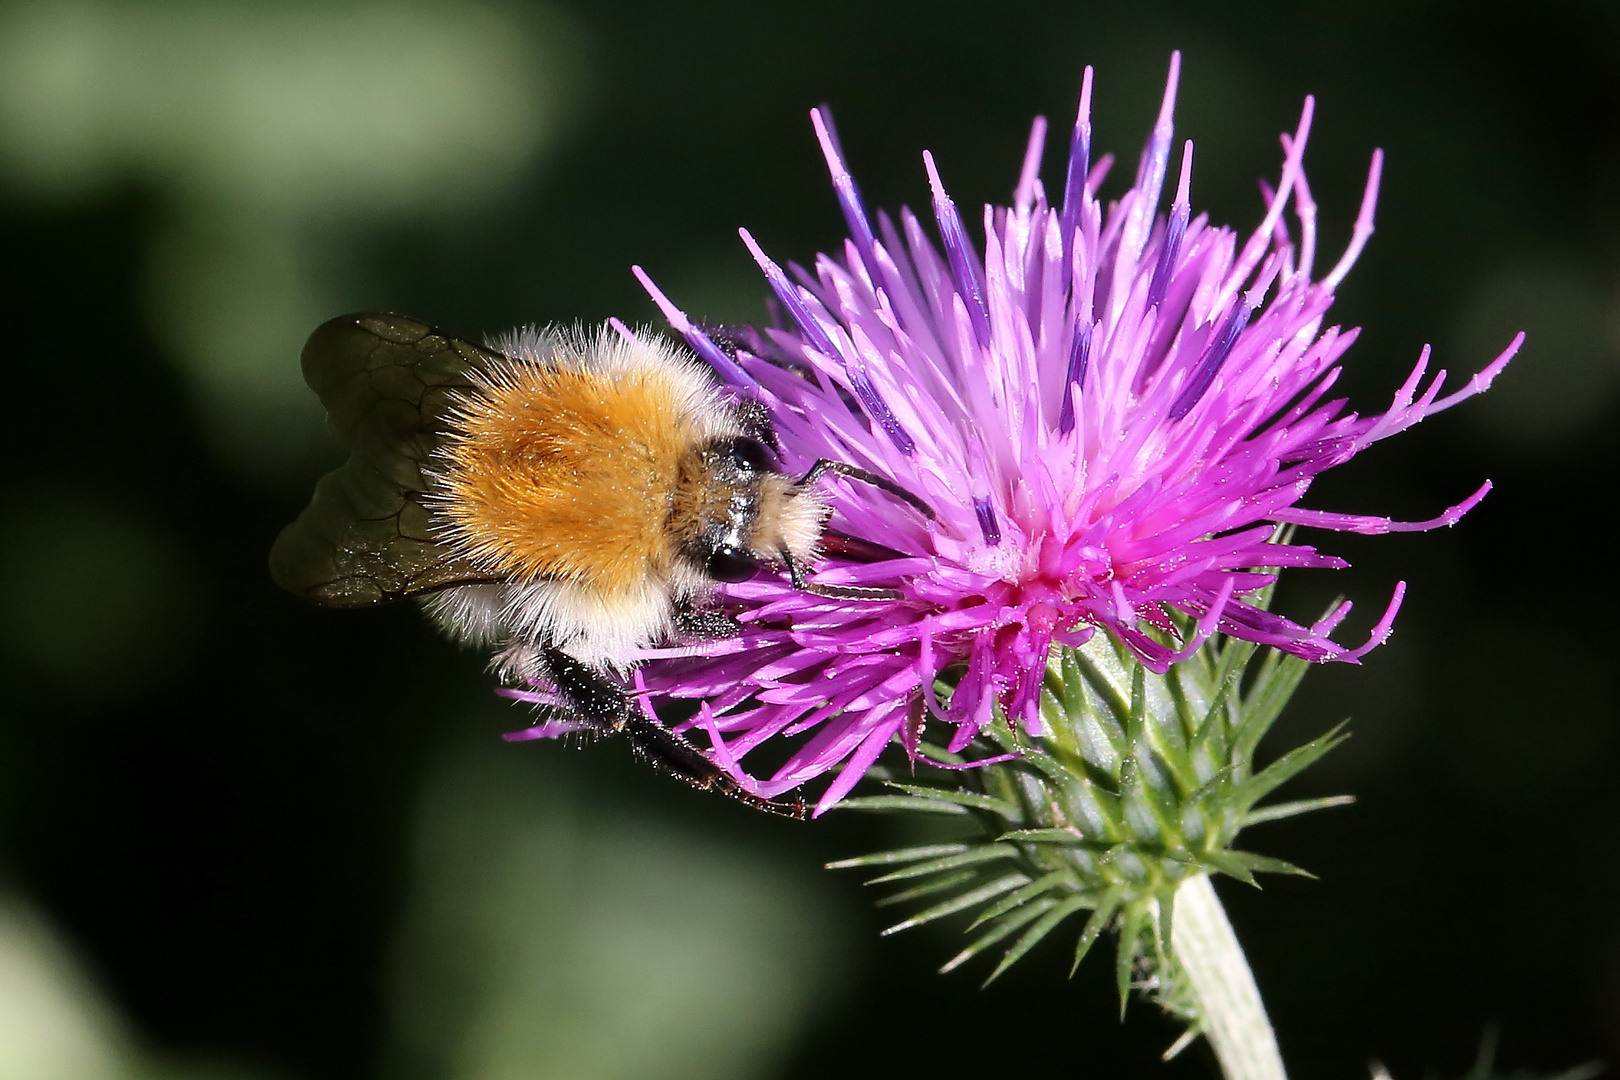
724,437,773,474
706,548,759,583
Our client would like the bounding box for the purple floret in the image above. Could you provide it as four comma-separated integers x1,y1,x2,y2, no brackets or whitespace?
630,54,1519,813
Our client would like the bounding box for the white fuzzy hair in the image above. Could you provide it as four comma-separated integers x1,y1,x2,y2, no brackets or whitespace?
420,324,746,675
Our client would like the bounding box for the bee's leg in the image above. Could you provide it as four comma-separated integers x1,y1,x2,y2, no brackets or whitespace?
672,597,742,641
538,647,807,820
795,459,936,520
733,397,780,453
619,710,809,820
781,548,902,602
539,647,630,729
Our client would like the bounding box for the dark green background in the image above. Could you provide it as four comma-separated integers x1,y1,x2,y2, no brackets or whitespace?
2,1,1616,1077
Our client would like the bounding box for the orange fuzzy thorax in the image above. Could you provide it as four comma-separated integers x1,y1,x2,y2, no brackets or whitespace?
436,360,699,596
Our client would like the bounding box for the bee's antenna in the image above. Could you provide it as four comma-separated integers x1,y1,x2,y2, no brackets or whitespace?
781,548,902,601
795,460,936,520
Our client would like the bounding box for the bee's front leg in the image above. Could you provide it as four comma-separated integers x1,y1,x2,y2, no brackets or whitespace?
672,598,742,642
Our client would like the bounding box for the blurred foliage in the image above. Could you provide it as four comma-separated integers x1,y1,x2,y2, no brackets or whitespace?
0,894,128,1080
0,490,201,695
386,735,845,1080
0,0,1617,1079
0,0,580,478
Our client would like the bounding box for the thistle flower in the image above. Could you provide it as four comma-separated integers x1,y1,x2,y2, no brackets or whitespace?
632,53,1519,815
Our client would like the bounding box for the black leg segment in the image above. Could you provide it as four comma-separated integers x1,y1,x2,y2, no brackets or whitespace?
620,712,808,819
672,599,744,641
542,648,630,729
540,647,807,819
796,459,936,520
733,397,780,452
781,548,902,601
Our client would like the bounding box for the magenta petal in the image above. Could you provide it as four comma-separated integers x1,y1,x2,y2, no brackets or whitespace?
501,719,586,742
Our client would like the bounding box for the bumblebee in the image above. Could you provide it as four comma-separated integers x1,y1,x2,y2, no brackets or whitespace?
271,313,931,817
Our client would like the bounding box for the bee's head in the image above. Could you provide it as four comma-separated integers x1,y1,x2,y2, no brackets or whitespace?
674,436,827,586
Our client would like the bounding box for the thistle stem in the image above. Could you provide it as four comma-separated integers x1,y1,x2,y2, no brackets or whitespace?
1170,874,1286,1080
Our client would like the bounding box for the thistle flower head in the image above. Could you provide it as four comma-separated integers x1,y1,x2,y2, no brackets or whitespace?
632,54,1518,814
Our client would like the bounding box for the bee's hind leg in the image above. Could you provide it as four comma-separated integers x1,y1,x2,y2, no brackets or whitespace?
538,647,806,820
620,712,811,820
540,647,631,729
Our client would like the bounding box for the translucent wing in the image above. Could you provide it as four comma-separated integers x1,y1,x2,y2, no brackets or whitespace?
270,312,505,607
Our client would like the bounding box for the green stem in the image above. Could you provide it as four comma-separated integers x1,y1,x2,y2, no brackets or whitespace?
1170,874,1286,1080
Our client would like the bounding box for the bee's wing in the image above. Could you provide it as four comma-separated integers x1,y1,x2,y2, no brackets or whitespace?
270,312,504,607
